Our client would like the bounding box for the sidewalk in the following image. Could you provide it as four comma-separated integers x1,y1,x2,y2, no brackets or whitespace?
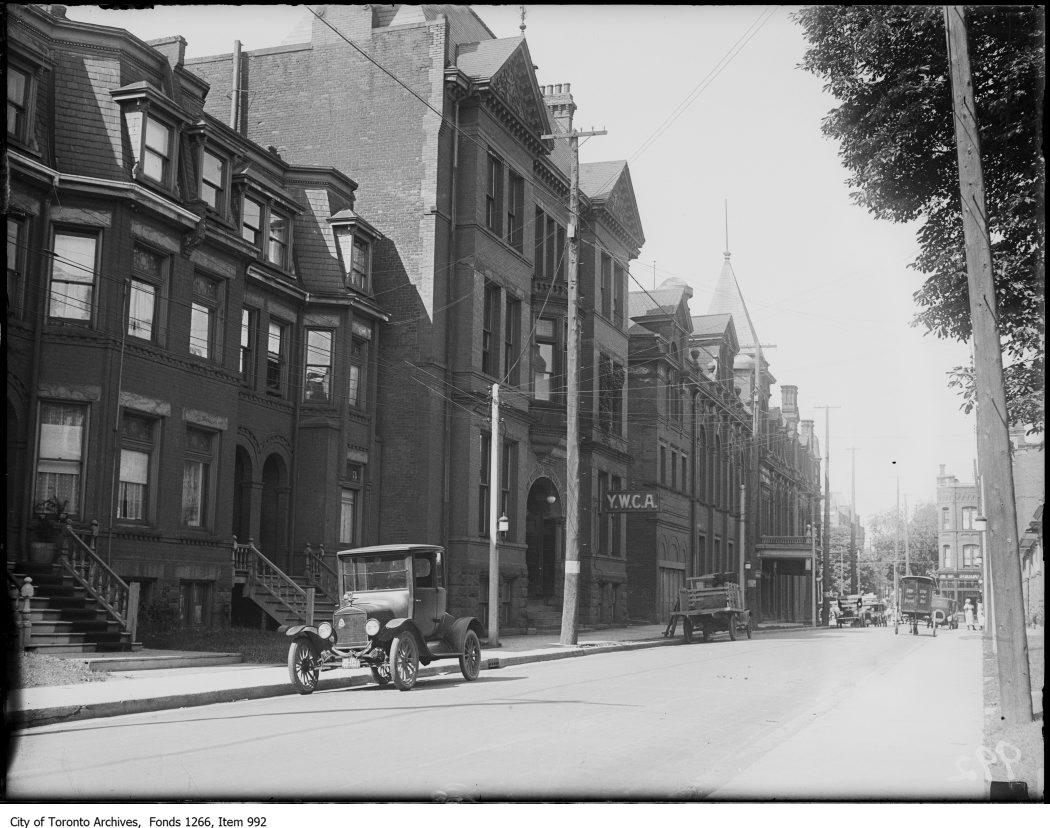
5,622,808,729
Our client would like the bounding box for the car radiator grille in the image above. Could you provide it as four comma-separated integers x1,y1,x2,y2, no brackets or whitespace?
334,608,368,649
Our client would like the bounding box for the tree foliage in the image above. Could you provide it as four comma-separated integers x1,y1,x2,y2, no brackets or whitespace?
862,503,940,596
795,6,1045,432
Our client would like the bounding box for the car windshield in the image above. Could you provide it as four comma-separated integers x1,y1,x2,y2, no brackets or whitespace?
341,555,410,591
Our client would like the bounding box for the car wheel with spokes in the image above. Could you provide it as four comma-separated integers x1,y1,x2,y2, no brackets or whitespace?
370,665,392,686
390,633,419,691
459,630,481,681
288,639,319,695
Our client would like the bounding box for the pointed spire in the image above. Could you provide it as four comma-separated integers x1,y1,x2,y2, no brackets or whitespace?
520,5,527,35
724,198,731,261
708,249,759,352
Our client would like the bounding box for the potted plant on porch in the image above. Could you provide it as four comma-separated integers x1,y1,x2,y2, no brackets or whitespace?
29,495,68,564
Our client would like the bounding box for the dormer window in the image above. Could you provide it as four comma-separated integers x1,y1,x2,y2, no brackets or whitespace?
329,209,379,294
143,118,173,183
111,82,188,192
239,189,294,271
7,65,31,141
200,148,228,216
241,196,263,246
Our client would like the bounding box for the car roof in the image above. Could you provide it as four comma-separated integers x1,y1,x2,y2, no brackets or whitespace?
334,544,443,558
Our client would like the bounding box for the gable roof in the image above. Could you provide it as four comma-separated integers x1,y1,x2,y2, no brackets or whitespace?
581,160,645,251
457,36,552,142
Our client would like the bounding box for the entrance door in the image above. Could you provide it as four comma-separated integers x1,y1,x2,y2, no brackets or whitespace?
657,566,685,622
526,479,561,602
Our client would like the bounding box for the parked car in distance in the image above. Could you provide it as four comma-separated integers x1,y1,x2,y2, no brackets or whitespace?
284,544,486,692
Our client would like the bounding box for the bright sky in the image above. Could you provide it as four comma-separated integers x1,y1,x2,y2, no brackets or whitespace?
65,4,992,525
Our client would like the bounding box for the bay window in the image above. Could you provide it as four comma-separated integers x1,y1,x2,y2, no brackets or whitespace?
304,329,333,402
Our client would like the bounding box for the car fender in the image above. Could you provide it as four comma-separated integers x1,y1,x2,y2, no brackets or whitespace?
384,618,433,665
447,616,486,651
285,625,331,651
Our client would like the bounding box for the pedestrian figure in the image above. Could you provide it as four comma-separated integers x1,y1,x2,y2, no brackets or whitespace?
976,601,985,631
963,598,974,630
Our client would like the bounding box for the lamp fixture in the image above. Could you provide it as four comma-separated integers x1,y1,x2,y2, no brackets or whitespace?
546,494,557,505
498,513,510,535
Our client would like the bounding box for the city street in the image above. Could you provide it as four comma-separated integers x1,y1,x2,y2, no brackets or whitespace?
7,627,988,801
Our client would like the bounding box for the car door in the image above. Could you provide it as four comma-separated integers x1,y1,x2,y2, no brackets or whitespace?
412,552,441,639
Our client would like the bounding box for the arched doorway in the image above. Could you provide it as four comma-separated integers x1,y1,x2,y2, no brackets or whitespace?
260,454,289,568
232,446,253,544
525,478,562,603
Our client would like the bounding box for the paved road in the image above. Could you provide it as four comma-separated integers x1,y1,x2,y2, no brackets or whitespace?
6,626,986,801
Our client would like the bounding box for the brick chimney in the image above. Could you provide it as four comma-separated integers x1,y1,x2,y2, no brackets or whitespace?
311,4,377,45
800,419,815,447
148,35,187,70
781,384,799,431
543,83,576,133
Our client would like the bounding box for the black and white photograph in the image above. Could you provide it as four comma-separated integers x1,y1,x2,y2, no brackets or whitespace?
3,2,1044,815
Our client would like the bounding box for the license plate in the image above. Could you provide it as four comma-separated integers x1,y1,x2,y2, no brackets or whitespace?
343,657,360,669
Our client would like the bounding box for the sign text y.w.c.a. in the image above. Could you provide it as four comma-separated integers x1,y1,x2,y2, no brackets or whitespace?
602,491,661,512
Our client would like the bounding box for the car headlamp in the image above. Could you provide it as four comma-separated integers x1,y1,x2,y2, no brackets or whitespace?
365,618,381,637
317,622,334,640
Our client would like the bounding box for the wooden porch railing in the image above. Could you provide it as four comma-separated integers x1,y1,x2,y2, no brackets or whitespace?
232,537,315,623
59,518,140,640
303,543,338,601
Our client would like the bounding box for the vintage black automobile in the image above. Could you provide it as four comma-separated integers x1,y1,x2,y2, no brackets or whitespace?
285,544,486,692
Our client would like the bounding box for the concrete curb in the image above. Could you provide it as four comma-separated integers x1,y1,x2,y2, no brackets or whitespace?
9,626,811,729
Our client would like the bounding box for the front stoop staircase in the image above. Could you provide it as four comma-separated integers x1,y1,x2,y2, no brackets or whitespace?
8,560,139,654
234,540,339,629
524,600,564,634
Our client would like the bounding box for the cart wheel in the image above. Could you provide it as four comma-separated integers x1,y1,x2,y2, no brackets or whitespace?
682,618,693,644
745,617,753,639
728,616,738,641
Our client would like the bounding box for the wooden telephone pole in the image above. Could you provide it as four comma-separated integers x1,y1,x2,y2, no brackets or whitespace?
815,405,839,621
847,447,859,593
540,125,606,646
944,5,1032,723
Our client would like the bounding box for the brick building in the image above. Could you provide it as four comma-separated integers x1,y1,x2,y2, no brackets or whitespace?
624,261,822,624
1009,428,1043,627
186,5,644,628
624,278,753,621
701,253,822,623
6,4,387,631
934,466,984,610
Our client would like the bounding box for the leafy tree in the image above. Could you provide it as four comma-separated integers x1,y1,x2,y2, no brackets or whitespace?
796,6,1045,433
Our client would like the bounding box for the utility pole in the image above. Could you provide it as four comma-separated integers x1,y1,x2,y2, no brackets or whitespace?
894,475,901,612
945,5,1031,723
487,382,501,647
541,125,605,646
815,405,839,622
903,494,911,577
847,447,859,593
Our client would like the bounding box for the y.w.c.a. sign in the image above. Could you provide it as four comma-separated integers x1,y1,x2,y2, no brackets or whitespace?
602,491,661,512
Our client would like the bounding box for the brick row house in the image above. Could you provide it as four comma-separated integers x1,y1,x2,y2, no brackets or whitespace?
186,5,645,629
6,4,387,636
7,3,820,636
